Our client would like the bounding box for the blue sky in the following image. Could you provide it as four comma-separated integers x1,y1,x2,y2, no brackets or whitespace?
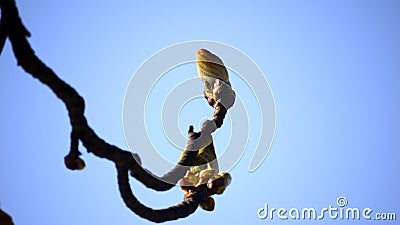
1,1,399,224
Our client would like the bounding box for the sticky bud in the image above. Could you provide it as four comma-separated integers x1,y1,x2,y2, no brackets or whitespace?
199,169,215,180
199,196,215,211
64,155,86,170
196,169,215,186
207,172,231,194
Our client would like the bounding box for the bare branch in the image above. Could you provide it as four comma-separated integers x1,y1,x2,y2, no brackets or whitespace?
0,0,198,191
0,0,230,222
118,166,200,223
0,208,14,225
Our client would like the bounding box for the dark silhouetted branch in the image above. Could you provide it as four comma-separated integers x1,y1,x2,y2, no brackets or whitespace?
117,162,229,222
0,0,230,223
0,0,198,191
0,208,14,225
118,166,200,223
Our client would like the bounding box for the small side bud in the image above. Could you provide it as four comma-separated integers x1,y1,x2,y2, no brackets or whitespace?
199,197,215,211
64,154,86,170
207,172,231,194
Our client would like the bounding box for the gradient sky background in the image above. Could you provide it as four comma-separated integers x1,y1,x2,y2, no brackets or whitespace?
1,1,399,225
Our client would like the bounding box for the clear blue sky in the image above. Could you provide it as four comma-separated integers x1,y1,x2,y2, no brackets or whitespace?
1,1,399,224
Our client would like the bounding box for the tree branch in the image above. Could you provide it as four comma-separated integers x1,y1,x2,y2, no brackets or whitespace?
118,166,200,223
0,0,230,222
0,0,198,191
0,208,14,225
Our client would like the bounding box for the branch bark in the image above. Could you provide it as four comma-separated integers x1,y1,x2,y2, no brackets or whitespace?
118,166,200,223
0,0,229,222
0,208,14,225
0,0,196,192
